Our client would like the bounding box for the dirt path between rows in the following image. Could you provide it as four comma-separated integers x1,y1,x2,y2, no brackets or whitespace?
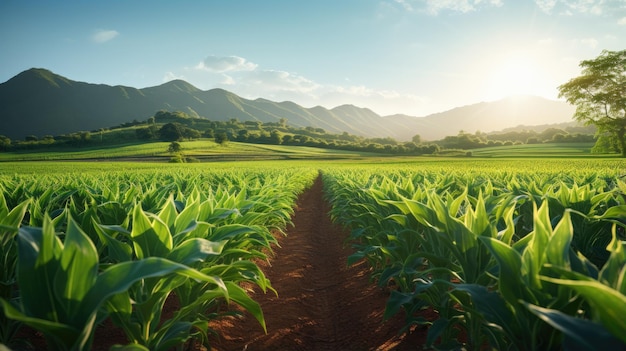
208,174,429,351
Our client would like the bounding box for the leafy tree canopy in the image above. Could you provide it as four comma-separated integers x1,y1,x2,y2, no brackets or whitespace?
159,123,184,141
558,49,626,156
167,141,182,153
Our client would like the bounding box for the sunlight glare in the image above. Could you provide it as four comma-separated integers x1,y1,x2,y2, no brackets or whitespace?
484,52,543,100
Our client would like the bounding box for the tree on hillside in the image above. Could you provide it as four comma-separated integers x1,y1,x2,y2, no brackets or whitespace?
215,132,228,145
558,49,626,156
136,127,157,140
167,141,182,153
0,135,11,151
270,130,283,144
159,123,183,141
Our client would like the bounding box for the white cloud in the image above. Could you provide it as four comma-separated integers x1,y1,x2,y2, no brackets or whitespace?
394,0,414,11
581,38,598,48
220,74,236,85
167,54,431,116
619,17,626,25
244,70,321,94
534,0,626,15
163,71,185,82
535,0,558,13
571,37,599,49
196,55,258,73
391,0,502,15
92,29,119,43
321,85,430,115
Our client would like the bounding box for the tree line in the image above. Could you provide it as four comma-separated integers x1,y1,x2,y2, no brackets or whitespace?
0,110,596,155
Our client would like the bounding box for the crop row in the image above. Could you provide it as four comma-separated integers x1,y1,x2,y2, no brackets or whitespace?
323,167,626,350
0,167,317,351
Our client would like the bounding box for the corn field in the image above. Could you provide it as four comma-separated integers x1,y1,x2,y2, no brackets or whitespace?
0,165,317,350
323,162,626,350
1,159,625,350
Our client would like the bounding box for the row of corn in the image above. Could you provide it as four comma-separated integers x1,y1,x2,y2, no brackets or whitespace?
0,166,317,351
323,164,626,350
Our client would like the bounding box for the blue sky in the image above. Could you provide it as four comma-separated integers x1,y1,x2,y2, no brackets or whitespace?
1,0,625,116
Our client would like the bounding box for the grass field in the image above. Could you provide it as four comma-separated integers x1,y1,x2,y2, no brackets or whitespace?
0,140,619,162
0,140,379,162
470,142,607,157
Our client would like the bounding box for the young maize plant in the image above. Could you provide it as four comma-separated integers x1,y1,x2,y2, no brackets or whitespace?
0,195,29,347
0,215,227,351
323,164,626,351
0,165,317,350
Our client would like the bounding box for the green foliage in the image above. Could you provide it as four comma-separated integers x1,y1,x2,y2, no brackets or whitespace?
324,164,626,350
167,141,182,153
0,196,29,345
0,215,223,351
214,132,228,145
159,123,184,142
558,49,626,157
0,165,317,350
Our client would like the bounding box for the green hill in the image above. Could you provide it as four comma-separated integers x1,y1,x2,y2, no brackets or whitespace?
0,68,575,141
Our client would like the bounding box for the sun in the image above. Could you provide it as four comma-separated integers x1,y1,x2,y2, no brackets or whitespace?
484,52,544,100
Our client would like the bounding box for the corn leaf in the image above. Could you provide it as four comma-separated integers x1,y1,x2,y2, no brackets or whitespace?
166,238,225,266
524,302,626,350
16,219,63,320
541,272,626,343
54,217,98,321
224,281,267,333
131,204,172,259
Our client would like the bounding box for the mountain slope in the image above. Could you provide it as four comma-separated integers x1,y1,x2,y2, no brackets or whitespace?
0,68,575,141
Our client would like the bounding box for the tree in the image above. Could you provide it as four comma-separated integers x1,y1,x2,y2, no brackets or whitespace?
159,123,183,141
182,128,201,140
270,130,283,144
167,141,182,153
412,134,421,144
215,132,229,145
136,127,156,140
558,49,626,156
0,135,11,151
236,129,249,141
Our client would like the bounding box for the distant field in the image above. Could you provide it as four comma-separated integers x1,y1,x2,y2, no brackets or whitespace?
0,140,619,162
470,142,610,158
0,140,376,162
2,155,624,178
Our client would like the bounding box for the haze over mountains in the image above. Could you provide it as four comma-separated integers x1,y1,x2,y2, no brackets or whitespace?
0,68,575,141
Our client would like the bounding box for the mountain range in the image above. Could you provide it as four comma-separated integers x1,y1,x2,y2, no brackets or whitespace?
0,68,576,141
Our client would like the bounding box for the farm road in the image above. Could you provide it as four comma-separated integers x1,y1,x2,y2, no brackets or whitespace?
210,174,427,351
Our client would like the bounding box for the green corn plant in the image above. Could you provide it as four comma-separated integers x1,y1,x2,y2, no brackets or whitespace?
98,202,230,351
101,196,277,351
384,191,520,350
476,201,596,350
542,181,618,267
523,303,625,350
323,167,623,350
0,214,227,351
0,196,29,346
527,222,626,348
